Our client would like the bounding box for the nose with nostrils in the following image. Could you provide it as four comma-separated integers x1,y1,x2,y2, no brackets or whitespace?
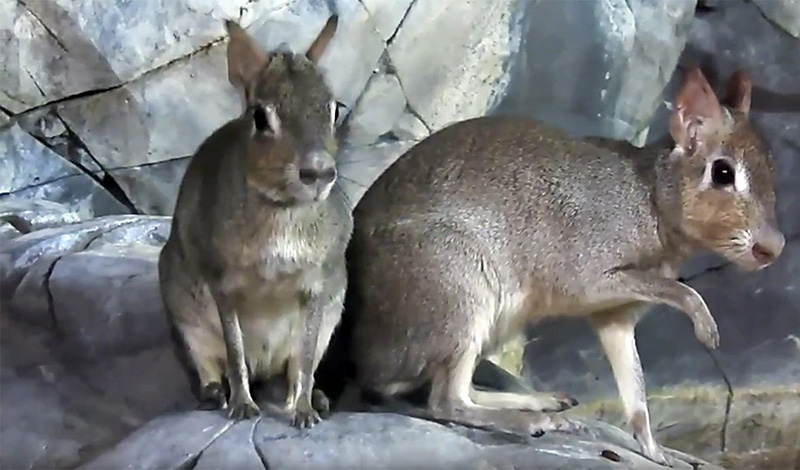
751,221,785,267
298,150,337,188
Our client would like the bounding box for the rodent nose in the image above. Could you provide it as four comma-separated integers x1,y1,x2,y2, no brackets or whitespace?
299,166,337,186
752,224,785,265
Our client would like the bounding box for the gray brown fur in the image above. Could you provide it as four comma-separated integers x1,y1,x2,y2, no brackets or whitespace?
347,68,783,465
158,15,352,427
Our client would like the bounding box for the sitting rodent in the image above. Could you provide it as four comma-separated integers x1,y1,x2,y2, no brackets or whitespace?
345,67,784,464
158,15,352,428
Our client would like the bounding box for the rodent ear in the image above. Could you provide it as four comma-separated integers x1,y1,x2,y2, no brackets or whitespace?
669,67,724,152
721,69,752,115
225,20,271,98
306,15,339,65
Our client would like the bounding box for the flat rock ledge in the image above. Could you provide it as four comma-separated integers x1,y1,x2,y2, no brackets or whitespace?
79,411,721,470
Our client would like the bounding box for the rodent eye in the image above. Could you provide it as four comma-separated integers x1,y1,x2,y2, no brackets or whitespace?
253,105,271,133
711,159,735,187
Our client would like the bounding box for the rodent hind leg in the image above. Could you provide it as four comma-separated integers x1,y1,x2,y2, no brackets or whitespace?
469,388,578,413
179,324,227,411
425,346,582,437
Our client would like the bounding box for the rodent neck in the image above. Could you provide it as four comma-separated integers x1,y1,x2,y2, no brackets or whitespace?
651,145,697,263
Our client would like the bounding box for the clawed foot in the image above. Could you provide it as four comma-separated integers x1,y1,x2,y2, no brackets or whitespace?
537,414,587,435
694,314,720,349
198,382,227,410
641,444,673,467
291,395,321,429
312,388,331,419
550,393,579,412
516,411,586,438
228,394,260,420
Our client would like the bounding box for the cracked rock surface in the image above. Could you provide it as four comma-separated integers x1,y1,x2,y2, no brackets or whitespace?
3,0,733,216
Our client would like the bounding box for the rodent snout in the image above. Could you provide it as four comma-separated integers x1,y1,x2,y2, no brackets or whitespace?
299,166,337,186
751,223,785,267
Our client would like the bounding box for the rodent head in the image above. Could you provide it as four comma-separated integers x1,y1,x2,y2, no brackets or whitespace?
225,16,340,205
668,67,784,271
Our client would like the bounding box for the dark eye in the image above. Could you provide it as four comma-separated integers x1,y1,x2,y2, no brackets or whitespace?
253,105,270,133
711,159,735,187
334,101,345,123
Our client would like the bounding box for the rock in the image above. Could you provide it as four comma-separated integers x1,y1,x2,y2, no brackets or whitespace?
56,46,238,170
0,0,282,112
0,123,128,219
752,0,800,38
106,158,191,215
345,73,408,145
336,140,416,207
496,0,696,144
0,197,83,240
0,123,81,193
388,0,520,131
359,0,413,41
80,411,722,470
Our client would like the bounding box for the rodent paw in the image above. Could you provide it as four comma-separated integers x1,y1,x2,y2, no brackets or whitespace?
291,397,321,429
198,382,227,411
694,317,720,349
228,396,260,420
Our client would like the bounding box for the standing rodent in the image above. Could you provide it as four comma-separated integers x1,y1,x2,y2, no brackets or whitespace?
158,15,352,428
345,67,784,464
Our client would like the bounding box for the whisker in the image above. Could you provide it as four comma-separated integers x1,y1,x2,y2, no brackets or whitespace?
337,175,369,188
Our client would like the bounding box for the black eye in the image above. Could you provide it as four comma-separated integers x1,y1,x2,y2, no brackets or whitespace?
711,159,735,187
334,101,345,123
253,105,270,133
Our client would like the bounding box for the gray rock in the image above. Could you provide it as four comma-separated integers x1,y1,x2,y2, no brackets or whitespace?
497,0,696,144
336,140,416,207
0,197,84,240
107,158,191,216
0,123,128,219
360,0,413,41
752,0,800,38
388,0,520,131
346,73,408,145
0,123,81,193
56,45,239,170
79,411,723,470
0,0,273,113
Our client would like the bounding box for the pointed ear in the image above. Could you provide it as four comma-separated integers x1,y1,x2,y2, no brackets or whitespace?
669,67,724,152
721,69,752,115
225,20,271,96
306,15,339,64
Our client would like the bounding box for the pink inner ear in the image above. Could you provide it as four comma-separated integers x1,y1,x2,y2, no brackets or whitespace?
723,70,752,114
669,68,723,150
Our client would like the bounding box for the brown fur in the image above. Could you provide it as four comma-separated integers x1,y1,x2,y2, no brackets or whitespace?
345,68,784,465
158,16,352,428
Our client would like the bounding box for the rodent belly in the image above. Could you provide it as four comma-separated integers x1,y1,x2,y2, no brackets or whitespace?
240,304,303,378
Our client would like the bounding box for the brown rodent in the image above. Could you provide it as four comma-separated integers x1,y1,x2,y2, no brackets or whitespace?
158,15,352,428
345,67,784,464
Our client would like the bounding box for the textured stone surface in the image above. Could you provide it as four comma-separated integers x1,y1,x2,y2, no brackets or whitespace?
0,122,128,219
81,411,721,470
0,197,83,241
496,0,696,144
752,0,800,38
387,0,518,131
